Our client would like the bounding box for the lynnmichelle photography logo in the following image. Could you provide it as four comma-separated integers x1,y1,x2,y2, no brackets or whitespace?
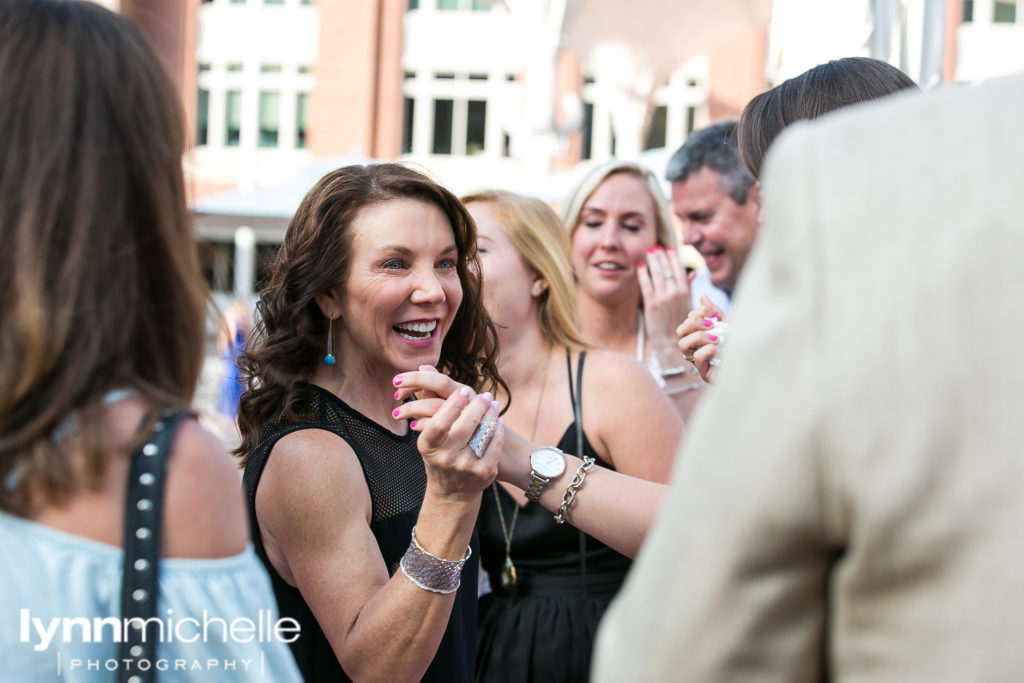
19,608,300,676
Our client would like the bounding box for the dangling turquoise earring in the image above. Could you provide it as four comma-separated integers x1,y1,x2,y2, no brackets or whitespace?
323,316,336,366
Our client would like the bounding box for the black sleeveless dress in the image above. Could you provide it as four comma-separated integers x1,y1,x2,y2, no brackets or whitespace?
242,383,478,682
475,354,631,683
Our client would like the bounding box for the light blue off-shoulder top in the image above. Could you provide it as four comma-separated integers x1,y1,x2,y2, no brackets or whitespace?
0,512,302,682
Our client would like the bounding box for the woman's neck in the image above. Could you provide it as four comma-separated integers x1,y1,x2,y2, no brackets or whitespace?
309,360,405,434
496,326,562,449
496,324,553,404
576,286,641,358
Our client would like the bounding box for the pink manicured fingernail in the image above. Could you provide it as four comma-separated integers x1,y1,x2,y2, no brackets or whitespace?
410,420,417,429
393,376,403,386
394,390,400,400
478,392,493,403
708,335,719,342
667,246,674,251
490,400,500,411
459,387,472,398
712,314,720,320
655,245,663,251
647,248,655,254
392,408,401,418
637,262,645,269
703,320,712,327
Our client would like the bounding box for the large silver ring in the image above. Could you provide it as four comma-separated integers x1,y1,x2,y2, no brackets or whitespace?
663,272,675,281
683,354,696,363
468,421,498,458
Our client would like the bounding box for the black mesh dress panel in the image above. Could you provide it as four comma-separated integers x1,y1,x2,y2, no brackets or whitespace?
243,383,478,682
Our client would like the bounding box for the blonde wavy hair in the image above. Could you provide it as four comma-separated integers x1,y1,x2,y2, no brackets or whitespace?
560,159,678,251
462,190,590,351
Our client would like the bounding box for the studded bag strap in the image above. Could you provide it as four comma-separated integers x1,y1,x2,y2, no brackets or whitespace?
118,409,192,683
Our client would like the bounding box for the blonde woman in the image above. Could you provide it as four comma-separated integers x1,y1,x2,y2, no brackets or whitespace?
461,190,682,682
561,160,705,421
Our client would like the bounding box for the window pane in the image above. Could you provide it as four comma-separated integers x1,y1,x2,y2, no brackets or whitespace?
472,0,491,10
467,100,486,155
962,0,974,21
264,0,285,5
432,99,453,154
226,90,242,147
581,102,593,161
437,0,457,10
197,89,209,146
296,93,308,149
644,105,667,150
259,91,280,148
993,1,1016,22
408,0,419,8
402,96,415,154
261,64,282,73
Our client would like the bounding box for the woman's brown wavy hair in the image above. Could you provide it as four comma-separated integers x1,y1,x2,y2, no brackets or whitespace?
235,164,505,464
0,0,206,513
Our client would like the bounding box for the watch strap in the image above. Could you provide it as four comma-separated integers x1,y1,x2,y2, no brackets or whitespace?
525,471,550,502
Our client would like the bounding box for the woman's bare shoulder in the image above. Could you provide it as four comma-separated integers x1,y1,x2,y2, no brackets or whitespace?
252,428,372,546
162,416,249,559
583,348,660,386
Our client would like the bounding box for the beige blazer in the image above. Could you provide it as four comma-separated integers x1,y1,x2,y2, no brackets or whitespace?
594,74,1024,682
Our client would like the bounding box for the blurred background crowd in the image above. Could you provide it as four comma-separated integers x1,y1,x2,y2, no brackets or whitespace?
95,0,1023,432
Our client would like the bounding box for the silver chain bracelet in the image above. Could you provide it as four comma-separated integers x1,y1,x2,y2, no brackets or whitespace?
554,456,596,525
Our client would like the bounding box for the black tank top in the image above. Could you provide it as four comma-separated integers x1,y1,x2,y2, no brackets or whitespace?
242,383,478,682
477,353,631,598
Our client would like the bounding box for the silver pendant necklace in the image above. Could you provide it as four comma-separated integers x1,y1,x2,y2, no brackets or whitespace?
491,346,551,589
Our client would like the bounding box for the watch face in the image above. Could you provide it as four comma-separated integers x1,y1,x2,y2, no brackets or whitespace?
531,447,566,478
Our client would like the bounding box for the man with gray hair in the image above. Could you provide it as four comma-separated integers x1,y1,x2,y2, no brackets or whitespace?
666,119,760,298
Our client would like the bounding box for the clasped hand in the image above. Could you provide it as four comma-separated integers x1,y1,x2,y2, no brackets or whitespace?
392,367,503,498
676,295,727,384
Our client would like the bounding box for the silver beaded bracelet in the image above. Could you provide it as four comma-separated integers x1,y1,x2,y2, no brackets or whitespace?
399,526,471,594
660,365,690,378
666,381,704,395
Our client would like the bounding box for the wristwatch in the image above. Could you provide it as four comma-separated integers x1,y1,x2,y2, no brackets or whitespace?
525,446,566,502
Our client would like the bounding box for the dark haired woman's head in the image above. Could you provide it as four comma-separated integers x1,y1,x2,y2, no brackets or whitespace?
739,57,918,178
236,164,504,462
0,0,207,512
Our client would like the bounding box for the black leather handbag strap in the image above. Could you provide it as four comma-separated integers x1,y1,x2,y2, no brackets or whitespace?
118,409,192,683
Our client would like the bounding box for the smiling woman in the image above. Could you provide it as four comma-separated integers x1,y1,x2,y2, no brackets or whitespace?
461,190,682,683
235,164,506,682
561,161,706,422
